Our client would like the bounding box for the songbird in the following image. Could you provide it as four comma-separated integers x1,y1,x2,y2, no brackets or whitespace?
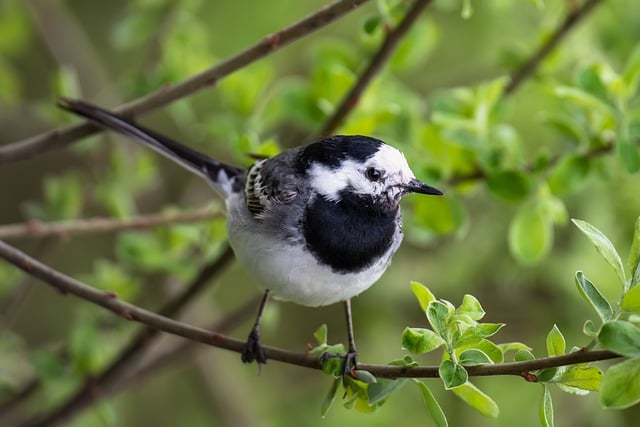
59,98,443,373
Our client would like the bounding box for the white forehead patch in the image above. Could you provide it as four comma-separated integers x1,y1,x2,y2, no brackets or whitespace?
308,143,417,201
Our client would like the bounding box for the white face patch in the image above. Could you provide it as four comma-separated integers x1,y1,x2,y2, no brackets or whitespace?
308,143,417,201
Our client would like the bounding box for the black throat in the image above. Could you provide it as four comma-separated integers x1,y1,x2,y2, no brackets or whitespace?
302,191,399,274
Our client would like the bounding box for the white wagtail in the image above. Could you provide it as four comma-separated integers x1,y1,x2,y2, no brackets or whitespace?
58,99,443,373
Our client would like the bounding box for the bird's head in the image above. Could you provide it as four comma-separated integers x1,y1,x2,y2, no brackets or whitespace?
300,135,443,212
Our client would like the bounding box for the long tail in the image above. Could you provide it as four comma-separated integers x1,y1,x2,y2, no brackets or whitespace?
58,98,245,199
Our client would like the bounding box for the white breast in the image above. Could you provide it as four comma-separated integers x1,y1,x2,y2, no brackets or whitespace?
225,193,401,307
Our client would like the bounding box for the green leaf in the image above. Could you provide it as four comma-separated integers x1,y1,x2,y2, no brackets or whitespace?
459,349,493,366
600,358,640,408
401,327,445,354
439,360,468,389
514,349,535,362
486,170,532,202
537,368,558,383
572,219,627,286
539,385,554,427
616,138,640,173
598,320,640,357
583,320,598,336
472,323,505,339
547,154,590,195
411,281,436,312
622,285,640,313
314,324,328,345
557,366,602,392
509,204,553,264
498,342,532,354
427,301,451,335
575,271,613,321
546,325,566,357
451,382,499,418
458,294,485,321
368,378,406,405
628,216,640,286
321,377,341,417
413,380,448,427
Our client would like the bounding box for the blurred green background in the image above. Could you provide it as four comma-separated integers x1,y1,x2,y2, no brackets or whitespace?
1,0,640,426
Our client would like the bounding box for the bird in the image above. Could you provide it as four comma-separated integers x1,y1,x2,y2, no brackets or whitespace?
58,98,443,373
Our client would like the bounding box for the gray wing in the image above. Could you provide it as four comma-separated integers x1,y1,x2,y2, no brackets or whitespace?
245,148,304,216
244,148,309,240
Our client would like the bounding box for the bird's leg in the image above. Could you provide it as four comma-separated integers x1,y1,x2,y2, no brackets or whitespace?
241,290,270,366
343,298,358,375
318,299,358,375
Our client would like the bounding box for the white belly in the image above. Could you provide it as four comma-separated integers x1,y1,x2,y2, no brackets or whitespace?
226,196,398,307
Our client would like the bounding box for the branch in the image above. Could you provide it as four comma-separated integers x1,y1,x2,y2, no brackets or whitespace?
13,243,235,427
0,0,370,166
505,0,604,95
0,209,221,240
0,240,622,389
317,0,434,137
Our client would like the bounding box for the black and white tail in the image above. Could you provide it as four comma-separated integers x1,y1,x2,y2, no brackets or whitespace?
58,98,245,199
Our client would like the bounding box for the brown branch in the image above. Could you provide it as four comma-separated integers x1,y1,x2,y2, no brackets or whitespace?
0,0,370,166
0,240,622,390
11,243,235,427
317,0,434,138
504,0,604,95
0,209,222,240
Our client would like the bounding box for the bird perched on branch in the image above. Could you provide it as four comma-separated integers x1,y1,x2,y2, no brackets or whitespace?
59,98,443,374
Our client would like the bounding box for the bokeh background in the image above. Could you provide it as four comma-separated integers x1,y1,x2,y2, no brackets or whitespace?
1,0,640,426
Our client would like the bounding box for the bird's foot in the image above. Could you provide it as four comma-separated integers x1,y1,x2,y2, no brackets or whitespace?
241,328,267,366
320,349,358,376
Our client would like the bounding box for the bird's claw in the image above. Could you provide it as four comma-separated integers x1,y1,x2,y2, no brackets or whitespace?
320,350,358,376
241,328,267,366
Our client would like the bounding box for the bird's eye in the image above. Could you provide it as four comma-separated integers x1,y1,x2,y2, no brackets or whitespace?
365,167,383,182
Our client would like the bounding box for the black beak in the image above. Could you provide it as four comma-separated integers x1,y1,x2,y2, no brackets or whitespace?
404,179,444,196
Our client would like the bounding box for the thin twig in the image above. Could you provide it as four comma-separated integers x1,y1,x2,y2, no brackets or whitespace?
0,241,622,387
0,209,222,240
14,244,235,427
0,0,370,166
505,0,604,95
317,0,434,137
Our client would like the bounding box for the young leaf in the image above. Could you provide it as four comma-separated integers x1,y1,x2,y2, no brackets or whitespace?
321,377,341,417
597,320,640,357
622,285,640,313
439,360,468,390
472,323,505,339
486,170,532,202
557,366,602,393
509,205,553,264
628,216,640,280
600,358,640,409
427,301,451,335
401,327,445,354
546,325,566,357
451,382,499,418
459,349,493,366
514,349,535,362
368,378,406,405
411,281,436,312
616,138,640,173
314,324,328,345
413,380,448,427
537,368,558,383
572,219,627,286
583,320,598,336
458,294,485,320
575,271,613,321
539,385,554,427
